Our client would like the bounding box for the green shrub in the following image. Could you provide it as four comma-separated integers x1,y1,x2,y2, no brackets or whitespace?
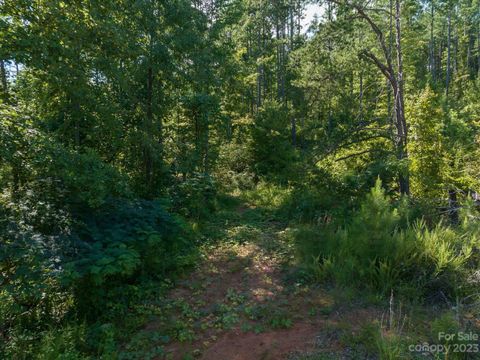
242,181,292,212
35,325,90,360
215,140,256,191
278,186,337,223
170,173,217,221
0,201,75,358
63,199,195,319
0,195,196,356
250,100,298,182
430,312,476,360
294,179,479,299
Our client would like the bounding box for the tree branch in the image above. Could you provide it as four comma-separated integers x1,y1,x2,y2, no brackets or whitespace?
335,149,376,162
358,50,395,86
327,0,396,85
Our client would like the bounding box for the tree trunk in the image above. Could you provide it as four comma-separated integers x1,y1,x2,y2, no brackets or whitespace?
454,30,458,76
359,68,363,118
276,14,281,101
281,16,286,105
388,0,393,127
430,0,435,82
0,60,9,102
257,31,262,109
203,112,209,174
446,11,451,98
291,117,296,146
448,188,459,224
329,0,410,194
395,0,409,195
478,10,480,77
144,66,154,191
300,117,305,150
73,100,81,149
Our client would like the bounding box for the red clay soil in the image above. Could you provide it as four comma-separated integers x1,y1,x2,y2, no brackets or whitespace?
200,322,319,360
151,206,382,360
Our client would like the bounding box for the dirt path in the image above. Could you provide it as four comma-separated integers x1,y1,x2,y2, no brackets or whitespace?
145,203,381,360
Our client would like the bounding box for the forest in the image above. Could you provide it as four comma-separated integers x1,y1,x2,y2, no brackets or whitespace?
1,0,480,359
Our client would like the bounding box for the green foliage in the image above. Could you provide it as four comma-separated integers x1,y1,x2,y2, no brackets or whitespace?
279,186,336,223
171,173,217,221
250,100,298,181
268,309,293,329
215,139,256,191
429,312,477,360
295,179,479,298
63,199,195,318
35,325,90,360
0,198,195,356
241,181,292,213
0,200,75,358
408,87,446,199
1,0,480,357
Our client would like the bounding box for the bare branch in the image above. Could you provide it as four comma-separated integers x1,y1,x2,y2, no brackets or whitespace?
359,50,395,86
326,0,395,81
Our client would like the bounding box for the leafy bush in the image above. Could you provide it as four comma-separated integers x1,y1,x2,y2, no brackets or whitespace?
0,209,74,358
170,173,217,221
250,100,298,182
0,109,201,357
215,140,256,191
242,181,291,211
63,199,195,319
0,108,129,213
0,196,196,356
295,179,479,299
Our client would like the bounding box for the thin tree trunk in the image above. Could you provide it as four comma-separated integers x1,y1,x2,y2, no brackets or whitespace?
439,26,444,82
289,1,294,50
430,0,435,82
0,60,8,102
300,117,305,150
281,16,286,105
247,29,255,115
444,9,459,222
291,117,296,146
388,0,393,127
395,0,409,195
204,112,209,174
73,100,81,148
329,0,409,194
446,11,451,98
250,86,254,115
276,13,281,101
454,31,458,76
257,29,262,109
448,188,459,224
262,23,267,101
145,66,154,190
359,69,364,118
478,9,480,77
467,23,473,75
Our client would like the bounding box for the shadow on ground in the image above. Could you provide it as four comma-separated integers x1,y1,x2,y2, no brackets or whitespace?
134,196,382,360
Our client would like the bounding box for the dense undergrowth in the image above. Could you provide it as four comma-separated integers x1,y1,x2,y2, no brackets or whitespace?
2,134,480,359
0,196,201,359
240,179,480,360
2,171,480,359
294,179,480,300
0,132,217,358
239,178,480,299
2,0,480,358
